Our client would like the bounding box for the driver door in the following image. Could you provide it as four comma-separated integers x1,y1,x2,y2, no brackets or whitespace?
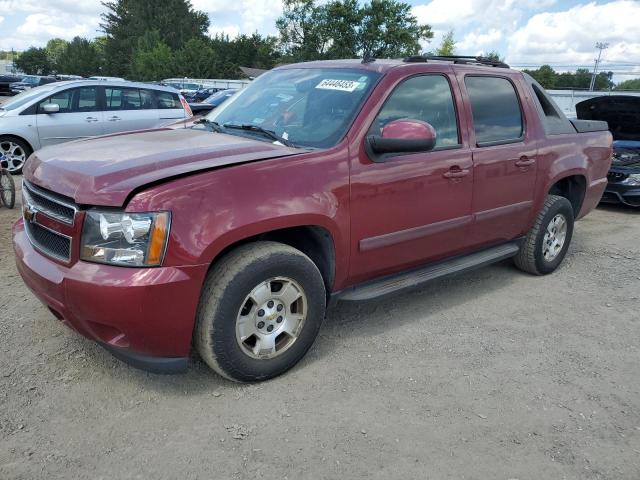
36,87,104,147
349,74,474,283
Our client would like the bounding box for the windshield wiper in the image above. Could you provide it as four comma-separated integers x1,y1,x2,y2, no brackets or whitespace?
194,118,224,133
223,123,294,147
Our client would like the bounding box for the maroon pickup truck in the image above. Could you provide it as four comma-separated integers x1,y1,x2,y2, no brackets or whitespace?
13,57,612,381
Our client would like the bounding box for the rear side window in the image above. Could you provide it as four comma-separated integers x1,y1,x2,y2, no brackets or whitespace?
105,87,155,110
76,87,98,112
156,91,180,109
465,76,523,145
371,75,459,147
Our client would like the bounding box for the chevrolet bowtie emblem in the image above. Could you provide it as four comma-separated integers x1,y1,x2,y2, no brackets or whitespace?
23,203,38,223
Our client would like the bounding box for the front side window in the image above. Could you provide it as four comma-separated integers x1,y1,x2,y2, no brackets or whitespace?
465,76,523,145
76,87,98,112
38,89,73,113
370,75,460,148
207,68,381,148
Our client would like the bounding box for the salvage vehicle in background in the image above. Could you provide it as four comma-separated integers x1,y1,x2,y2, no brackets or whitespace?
10,75,57,94
13,57,612,381
185,87,220,103
0,79,192,173
189,89,238,116
0,75,23,95
576,95,640,207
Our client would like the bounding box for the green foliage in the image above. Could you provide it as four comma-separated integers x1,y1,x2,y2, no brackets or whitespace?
176,38,216,78
523,65,614,91
45,39,69,70
56,37,101,77
277,0,432,61
435,31,455,56
130,31,176,81
101,0,209,76
482,51,503,62
14,47,52,75
614,78,640,91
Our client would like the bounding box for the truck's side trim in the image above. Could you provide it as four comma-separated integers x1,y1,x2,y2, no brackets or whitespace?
359,215,472,252
336,241,521,301
474,200,533,222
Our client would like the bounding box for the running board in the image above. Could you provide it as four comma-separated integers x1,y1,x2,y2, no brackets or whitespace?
336,242,521,302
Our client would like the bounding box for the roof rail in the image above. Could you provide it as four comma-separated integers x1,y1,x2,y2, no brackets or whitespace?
403,55,510,69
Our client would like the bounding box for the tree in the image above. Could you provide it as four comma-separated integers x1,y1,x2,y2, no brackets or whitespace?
523,65,557,89
276,0,432,61
482,50,503,62
101,0,209,76
435,31,455,56
56,37,101,77
176,38,216,78
130,30,176,81
14,47,52,75
45,38,69,72
616,78,640,91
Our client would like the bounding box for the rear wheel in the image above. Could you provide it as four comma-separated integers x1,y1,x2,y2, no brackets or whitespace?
514,194,574,275
195,241,326,382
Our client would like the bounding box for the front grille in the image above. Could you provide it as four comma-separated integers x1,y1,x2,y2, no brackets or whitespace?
607,172,628,183
24,220,72,262
22,180,76,224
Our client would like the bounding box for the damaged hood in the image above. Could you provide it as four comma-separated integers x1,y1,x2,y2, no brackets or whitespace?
575,95,640,142
24,127,300,206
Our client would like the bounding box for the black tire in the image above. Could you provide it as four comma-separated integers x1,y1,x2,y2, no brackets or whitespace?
0,171,15,209
0,136,32,175
195,241,326,382
514,194,574,275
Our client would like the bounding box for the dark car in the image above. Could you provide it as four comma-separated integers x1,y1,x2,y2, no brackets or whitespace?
0,75,23,95
189,89,238,116
186,87,221,103
576,95,640,207
10,75,57,94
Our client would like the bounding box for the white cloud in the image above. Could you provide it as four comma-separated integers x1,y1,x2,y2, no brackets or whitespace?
508,0,640,66
193,0,283,37
458,28,503,54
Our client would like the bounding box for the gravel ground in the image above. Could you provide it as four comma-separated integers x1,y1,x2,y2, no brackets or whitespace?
1,180,639,480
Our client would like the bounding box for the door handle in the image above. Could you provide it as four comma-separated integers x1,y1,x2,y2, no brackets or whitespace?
85,117,99,123
515,156,535,168
443,167,470,179
108,116,121,122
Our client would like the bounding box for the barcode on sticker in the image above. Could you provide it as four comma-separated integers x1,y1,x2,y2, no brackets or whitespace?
316,79,360,92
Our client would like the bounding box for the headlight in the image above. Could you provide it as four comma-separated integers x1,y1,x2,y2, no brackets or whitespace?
622,173,640,186
81,211,170,267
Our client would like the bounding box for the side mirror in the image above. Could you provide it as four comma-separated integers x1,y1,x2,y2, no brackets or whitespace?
366,119,437,158
42,103,60,114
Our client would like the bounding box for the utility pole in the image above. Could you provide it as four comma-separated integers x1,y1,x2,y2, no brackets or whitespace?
589,42,609,91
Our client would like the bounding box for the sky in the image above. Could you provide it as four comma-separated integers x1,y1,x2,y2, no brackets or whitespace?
0,0,638,80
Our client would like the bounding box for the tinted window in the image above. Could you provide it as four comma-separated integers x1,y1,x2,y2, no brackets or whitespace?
38,89,73,113
371,75,459,147
156,91,180,109
105,87,153,110
75,87,98,112
465,76,523,144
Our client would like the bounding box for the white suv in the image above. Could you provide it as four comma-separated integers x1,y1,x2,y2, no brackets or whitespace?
0,80,191,173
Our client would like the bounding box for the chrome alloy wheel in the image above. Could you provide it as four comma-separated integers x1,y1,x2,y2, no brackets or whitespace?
0,141,26,173
235,277,307,359
542,213,568,262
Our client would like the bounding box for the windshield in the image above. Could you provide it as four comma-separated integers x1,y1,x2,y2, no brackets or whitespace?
0,83,58,111
21,76,39,84
205,68,381,149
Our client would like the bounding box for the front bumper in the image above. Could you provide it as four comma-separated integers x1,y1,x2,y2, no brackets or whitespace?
600,181,640,207
12,219,208,373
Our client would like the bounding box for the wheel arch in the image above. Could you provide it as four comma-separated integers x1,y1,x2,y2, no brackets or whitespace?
546,173,587,218
0,133,35,155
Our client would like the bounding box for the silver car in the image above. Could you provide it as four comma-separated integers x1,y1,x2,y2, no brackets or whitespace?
0,80,191,173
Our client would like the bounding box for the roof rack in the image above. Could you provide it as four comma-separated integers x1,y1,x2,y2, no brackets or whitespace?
403,55,510,69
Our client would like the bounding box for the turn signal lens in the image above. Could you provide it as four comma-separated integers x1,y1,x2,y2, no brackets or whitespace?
146,212,170,266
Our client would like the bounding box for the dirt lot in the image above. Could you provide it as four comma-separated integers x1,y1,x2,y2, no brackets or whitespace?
1,179,639,480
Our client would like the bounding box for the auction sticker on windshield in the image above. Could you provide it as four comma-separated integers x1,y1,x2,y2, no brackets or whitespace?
316,79,361,92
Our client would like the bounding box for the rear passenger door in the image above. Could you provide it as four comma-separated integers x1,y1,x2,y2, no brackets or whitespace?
102,86,159,133
460,75,538,245
36,86,103,147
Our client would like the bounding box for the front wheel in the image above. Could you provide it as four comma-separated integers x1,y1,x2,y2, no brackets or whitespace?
195,241,326,382
514,194,575,275
0,171,15,209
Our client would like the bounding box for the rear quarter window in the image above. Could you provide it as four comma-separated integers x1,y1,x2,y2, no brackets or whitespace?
155,91,180,109
465,76,524,145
